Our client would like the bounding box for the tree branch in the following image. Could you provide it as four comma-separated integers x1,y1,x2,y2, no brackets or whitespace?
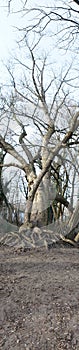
73,0,79,5
0,135,29,173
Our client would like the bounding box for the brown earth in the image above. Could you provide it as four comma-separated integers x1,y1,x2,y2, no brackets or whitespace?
0,245,79,350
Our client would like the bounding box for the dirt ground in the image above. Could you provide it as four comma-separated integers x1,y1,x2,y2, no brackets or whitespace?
0,245,79,350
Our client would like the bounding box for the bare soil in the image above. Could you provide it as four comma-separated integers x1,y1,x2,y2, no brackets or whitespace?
0,245,79,350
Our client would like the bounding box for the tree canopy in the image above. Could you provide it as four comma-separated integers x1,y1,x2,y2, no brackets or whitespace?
0,0,79,230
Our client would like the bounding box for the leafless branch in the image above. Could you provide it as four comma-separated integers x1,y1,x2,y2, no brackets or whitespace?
0,134,29,173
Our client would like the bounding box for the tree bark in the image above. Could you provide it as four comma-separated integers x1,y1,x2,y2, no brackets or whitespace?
24,120,56,227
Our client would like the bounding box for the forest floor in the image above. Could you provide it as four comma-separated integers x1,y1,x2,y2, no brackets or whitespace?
0,244,79,350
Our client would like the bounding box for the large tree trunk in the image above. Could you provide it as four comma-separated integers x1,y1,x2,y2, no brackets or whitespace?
24,169,54,228
19,114,79,231
68,201,79,234
40,120,56,225
62,201,79,244
24,120,55,227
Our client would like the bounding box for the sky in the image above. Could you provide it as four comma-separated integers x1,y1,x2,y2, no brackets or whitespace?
0,6,12,60
0,0,79,101
0,1,20,85
0,0,79,206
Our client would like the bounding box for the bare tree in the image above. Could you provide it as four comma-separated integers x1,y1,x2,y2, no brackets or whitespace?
0,0,79,234
0,51,79,229
12,1,79,49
